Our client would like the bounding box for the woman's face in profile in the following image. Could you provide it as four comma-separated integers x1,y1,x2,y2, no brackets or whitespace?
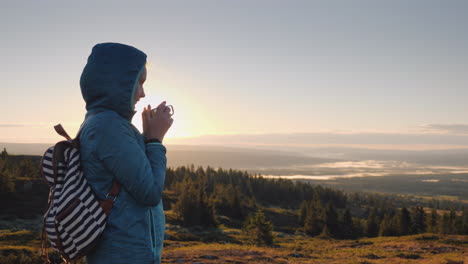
133,66,147,106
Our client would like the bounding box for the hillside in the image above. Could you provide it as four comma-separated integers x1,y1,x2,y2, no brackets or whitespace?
0,151,467,263
1,220,467,263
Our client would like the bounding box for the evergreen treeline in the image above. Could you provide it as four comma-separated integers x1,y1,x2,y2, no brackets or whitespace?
1,149,468,239
299,201,468,238
165,164,347,228
347,191,467,212
0,148,48,217
0,148,40,193
165,164,348,209
166,164,468,238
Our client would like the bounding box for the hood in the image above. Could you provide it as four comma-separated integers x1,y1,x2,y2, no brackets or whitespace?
80,42,147,122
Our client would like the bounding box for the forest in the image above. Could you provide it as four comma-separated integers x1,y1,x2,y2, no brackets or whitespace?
0,147,467,263
1,147,467,237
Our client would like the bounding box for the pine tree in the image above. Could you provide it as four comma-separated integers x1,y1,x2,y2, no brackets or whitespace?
19,159,38,178
173,179,195,225
449,209,457,234
230,186,245,219
298,200,309,226
339,209,356,239
454,212,463,235
428,209,438,233
399,207,412,236
1,147,7,160
439,212,450,235
197,182,218,227
353,218,365,238
322,203,339,237
304,207,322,236
173,178,217,227
243,210,274,246
379,213,398,236
0,171,15,193
411,206,426,234
462,209,468,235
365,209,379,237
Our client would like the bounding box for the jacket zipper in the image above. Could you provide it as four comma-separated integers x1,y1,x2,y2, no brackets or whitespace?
149,208,155,250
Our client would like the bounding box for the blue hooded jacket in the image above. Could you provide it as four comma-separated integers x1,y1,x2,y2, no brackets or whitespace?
78,42,166,264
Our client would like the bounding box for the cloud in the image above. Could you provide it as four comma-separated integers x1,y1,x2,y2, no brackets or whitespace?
168,131,468,147
0,124,28,127
421,124,468,135
0,123,54,128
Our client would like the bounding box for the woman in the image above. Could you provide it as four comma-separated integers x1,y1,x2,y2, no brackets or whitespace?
78,42,173,264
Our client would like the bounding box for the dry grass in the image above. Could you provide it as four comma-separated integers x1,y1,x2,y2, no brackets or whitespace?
0,227,466,263
161,231,468,264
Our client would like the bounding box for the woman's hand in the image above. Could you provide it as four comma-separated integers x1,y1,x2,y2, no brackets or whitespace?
142,101,174,142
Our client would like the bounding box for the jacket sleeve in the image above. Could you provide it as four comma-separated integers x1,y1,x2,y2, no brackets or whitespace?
95,116,166,206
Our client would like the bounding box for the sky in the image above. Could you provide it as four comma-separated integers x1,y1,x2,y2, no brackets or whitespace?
2,0,468,149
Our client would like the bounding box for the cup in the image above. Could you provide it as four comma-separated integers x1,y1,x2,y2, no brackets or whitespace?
151,104,174,117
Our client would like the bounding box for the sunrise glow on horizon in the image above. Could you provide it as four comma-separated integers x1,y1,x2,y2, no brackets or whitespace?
2,1,468,149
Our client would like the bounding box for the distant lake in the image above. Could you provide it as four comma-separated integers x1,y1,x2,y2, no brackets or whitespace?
248,160,468,180
3,142,468,180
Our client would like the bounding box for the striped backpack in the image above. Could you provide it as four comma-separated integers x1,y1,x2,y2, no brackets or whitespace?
40,111,121,263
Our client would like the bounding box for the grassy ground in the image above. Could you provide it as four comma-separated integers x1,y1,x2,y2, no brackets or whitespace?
161,227,467,264
0,221,467,263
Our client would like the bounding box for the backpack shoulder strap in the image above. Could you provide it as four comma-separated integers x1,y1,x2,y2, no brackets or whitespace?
53,110,105,143
54,124,72,141
74,110,122,214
